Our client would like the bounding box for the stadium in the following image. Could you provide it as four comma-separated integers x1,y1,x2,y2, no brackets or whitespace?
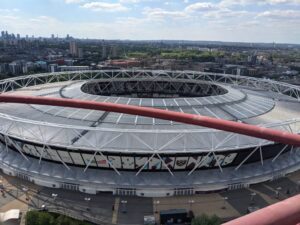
0,70,299,197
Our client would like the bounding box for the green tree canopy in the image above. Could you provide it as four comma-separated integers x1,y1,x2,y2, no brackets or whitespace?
26,211,92,225
191,214,222,225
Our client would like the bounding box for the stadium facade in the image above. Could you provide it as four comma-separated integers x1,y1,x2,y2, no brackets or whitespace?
0,70,299,197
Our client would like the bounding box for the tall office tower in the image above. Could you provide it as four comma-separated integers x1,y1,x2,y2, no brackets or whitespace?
111,45,118,58
69,41,78,57
102,42,107,59
51,34,55,39
78,48,83,58
17,34,20,39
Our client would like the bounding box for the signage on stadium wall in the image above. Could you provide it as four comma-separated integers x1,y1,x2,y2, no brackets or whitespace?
0,134,292,172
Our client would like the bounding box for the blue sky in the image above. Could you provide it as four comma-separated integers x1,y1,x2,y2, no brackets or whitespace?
0,0,300,43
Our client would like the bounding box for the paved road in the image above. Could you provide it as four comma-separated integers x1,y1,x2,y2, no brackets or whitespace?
220,188,268,214
1,171,300,225
117,196,153,225
29,187,114,224
267,177,298,196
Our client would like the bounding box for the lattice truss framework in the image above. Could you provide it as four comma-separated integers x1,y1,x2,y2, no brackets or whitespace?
0,70,299,176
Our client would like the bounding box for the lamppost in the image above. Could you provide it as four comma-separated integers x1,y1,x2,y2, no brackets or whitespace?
221,197,228,209
51,193,58,200
188,200,195,211
275,187,281,199
121,200,127,213
154,200,160,214
84,197,91,211
22,186,29,201
51,193,58,206
250,192,256,205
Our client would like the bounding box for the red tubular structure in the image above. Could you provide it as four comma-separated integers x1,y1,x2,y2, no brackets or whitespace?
0,94,300,147
223,194,300,225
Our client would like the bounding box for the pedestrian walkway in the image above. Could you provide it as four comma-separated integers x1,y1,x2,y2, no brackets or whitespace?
112,197,119,224
0,194,29,212
247,187,277,205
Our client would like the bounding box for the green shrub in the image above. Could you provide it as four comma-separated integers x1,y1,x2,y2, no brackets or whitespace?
192,214,221,225
26,211,93,225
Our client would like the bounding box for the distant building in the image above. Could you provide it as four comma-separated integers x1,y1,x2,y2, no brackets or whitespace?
0,63,8,74
48,64,58,73
9,62,22,75
248,68,259,77
248,55,257,65
111,45,118,58
78,48,83,58
59,66,90,72
69,41,78,57
102,45,107,59
35,61,47,70
22,62,34,74
22,65,28,74
105,59,141,68
64,59,74,66
236,66,247,76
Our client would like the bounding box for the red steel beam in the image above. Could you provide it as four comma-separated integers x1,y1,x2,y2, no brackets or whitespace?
223,194,300,225
0,94,300,147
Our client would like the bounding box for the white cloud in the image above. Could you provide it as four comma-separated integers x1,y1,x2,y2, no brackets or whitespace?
0,8,20,13
257,9,300,19
119,0,141,3
29,16,59,23
142,2,221,20
81,2,129,12
185,2,219,12
64,0,85,4
266,0,300,4
1,0,299,44
219,0,300,6
143,7,187,19
203,8,250,19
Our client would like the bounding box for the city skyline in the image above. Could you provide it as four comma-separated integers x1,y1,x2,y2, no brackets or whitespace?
0,0,300,44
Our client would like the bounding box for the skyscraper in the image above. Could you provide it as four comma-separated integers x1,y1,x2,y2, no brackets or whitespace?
111,45,118,58
102,40,107,59
78,48,83,58
69,41,78,57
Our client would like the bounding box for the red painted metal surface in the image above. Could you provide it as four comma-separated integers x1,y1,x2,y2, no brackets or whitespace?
223,194,300,225
0,94,300,147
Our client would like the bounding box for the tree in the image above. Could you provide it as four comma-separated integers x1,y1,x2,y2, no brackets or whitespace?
26,211,40,225
26,211,54,225
191,214,221,225
26,211,93,225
